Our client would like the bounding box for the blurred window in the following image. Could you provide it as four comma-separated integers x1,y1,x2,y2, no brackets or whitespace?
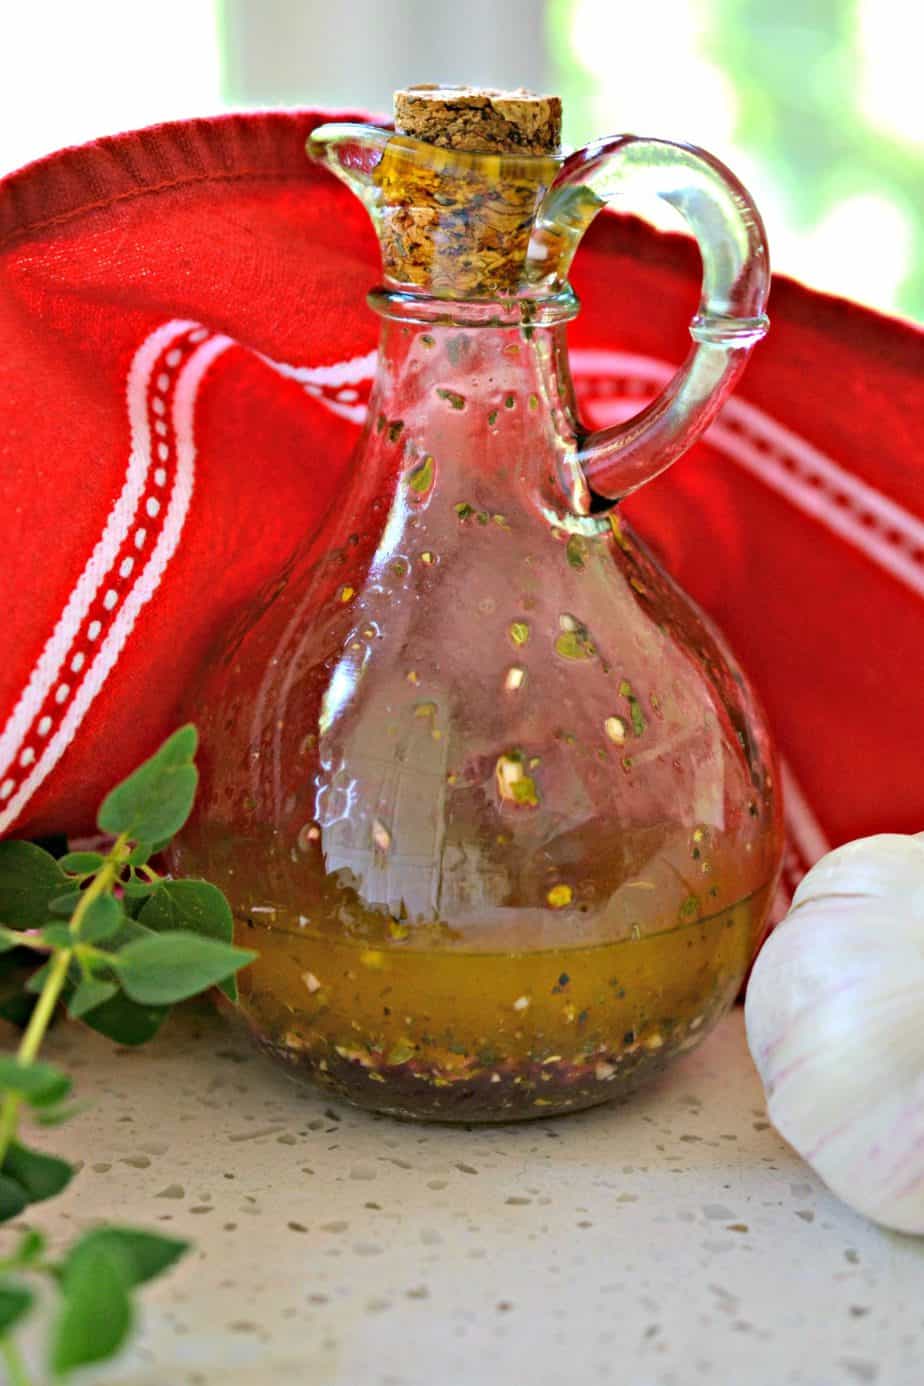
549,0,923,319
2,0,920,319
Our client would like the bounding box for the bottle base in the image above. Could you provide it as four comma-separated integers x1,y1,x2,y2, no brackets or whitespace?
240,1007,721,1124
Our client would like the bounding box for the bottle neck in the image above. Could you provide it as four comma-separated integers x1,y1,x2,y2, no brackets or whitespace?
364,289,594,522
368,284,580,330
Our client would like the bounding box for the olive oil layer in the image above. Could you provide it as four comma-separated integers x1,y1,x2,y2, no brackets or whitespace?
227,883,769,1120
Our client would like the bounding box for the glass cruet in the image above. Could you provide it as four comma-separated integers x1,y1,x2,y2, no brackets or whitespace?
172,88,783,1121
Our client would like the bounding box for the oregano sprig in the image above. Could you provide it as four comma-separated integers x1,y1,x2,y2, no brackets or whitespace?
0,726,255,1380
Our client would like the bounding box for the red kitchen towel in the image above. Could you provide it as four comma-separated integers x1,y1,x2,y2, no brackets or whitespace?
1,110,921,917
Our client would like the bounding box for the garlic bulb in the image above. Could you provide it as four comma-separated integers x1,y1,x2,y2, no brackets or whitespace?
745,832,924,1234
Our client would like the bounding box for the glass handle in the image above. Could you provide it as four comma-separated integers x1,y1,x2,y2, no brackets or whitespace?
306,122,391,208
532,136,770,502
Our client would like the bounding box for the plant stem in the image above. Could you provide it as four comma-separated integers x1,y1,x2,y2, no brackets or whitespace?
0,1336,32,1386
0,835,128,1167
0,934,50,954
0,948,70,1165
69,836,127,942
16,952,72,1071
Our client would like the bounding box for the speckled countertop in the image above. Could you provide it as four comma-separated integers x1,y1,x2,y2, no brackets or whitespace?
10,1008,923,1386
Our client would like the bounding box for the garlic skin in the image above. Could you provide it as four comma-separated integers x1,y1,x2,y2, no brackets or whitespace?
745,832,924,1235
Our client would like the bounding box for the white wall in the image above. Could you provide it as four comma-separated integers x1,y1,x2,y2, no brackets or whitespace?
218,0,552,116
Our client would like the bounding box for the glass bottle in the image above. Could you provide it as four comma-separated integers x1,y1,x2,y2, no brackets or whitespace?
173,98,782,1121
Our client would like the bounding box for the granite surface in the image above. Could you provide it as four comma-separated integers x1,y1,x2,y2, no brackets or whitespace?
8,1007,923,1385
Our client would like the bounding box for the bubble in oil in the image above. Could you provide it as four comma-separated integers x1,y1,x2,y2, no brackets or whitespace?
555,615,596,661
372,820,392,853
495,752,539,807
297,822,322,852
604,716,626,744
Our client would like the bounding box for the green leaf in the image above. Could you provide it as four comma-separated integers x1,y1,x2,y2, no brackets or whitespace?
0,954,37,1028
104,916,153,949
68,977,118,1019
8,1228,46,1267
119,892,149,921
0,1058,71,1107
58,851,105,876
84,914,153,969
97,725,198,844
51,1239,132,1375
0,926,24,953
49,890,84,917
38,923,73,949
77,894,122,944
121,880,156,900
115,932,255,1005
25,960,53,995
79,991,168,1047
0,951,38,1029
140,880,238,1001
139,880,233,942
3,1141,73,1203
0,1175,28,1222
0,842,69,928
126,843,152,867
35,1102,86,1128
64,1227,188,1289
0,1277,33,1333
67,915,167,1042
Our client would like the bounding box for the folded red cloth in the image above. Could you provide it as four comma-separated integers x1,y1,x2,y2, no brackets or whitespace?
1,111,921,917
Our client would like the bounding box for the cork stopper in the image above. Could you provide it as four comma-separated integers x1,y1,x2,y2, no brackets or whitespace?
365,85,563,297
394,85,562,156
